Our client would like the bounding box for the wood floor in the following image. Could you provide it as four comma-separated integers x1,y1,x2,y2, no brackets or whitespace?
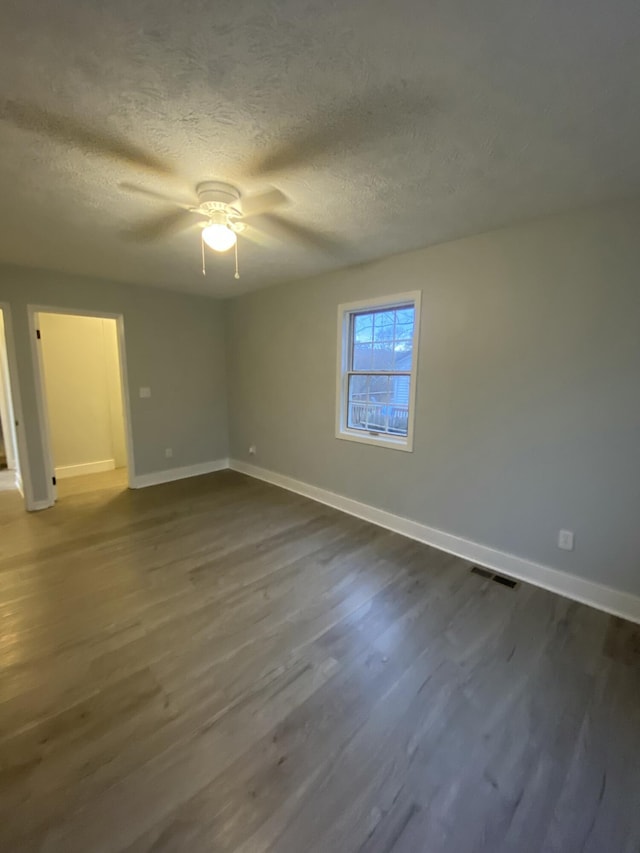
1,469,639,852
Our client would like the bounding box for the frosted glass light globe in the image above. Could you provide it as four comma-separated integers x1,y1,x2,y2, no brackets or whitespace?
202,223,237,252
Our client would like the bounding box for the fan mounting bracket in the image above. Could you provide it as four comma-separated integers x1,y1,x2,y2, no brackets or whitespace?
196,181,242,215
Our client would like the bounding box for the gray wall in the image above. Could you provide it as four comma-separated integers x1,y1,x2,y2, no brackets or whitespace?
226,199,640,596
0,264,228,503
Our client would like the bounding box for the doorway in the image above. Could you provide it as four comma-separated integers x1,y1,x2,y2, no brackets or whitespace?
30,308,134,504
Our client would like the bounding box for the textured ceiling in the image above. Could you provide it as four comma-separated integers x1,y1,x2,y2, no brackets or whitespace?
1,0,640,297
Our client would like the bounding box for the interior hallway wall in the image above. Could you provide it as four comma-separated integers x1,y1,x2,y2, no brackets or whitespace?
39,314,126,476
0,266,229,505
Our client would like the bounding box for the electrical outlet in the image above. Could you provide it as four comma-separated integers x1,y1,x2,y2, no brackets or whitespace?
558,529,574,551
139,387,151,398
165,448,173,459
249,444,257,456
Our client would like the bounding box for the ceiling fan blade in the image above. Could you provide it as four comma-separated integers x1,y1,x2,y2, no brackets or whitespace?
253,213,346,255
240,188,288,218
123,208,200,242
119,182,195,209
236,223,277,247
0,101,173,175
251,83,433,175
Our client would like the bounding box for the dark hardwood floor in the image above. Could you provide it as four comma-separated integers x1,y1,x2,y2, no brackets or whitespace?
0,469,639,852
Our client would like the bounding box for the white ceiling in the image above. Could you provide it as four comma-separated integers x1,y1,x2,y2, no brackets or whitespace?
1,0,639,297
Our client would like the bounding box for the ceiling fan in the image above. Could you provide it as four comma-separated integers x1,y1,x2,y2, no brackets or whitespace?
118,177,342,279
0,84,432,278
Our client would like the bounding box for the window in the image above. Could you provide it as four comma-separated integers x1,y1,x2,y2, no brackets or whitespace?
336,291,421,451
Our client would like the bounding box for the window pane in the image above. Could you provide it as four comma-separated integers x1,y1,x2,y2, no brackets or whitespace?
352,342,373,370
395,322,414,340
373,312,395,342
353,313,373,342
377,310,395,327
368,373,390,404
371,342,394,370
348,373,369,400
392,344,413,371
396,307,415,326
347,373,410,436
391,374,411,407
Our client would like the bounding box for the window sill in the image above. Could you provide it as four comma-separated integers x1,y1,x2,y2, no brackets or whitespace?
335,428,414,452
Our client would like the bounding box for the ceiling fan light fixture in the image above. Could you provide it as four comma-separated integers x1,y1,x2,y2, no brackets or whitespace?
202,221,237,252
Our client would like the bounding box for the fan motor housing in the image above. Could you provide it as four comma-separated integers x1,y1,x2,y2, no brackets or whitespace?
196,181,242,214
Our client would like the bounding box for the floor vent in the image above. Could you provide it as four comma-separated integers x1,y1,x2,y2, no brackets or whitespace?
470,566,493,579
492,574,518,589
471,566,519,589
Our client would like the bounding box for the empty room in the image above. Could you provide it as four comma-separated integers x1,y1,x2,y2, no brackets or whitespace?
0,2,639,852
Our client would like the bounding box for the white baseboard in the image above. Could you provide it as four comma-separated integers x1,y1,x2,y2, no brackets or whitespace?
230,459,640,625
27,498,54,512
56,459,115,480
131,458,229,489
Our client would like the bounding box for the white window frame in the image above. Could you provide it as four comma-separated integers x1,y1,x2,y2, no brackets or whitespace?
335,290,421,452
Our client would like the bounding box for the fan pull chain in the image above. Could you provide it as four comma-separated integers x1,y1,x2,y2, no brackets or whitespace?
201,233,207,276
234,239,240,280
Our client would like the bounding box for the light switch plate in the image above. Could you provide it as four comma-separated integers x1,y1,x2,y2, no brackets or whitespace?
558,529,574,551
139,387,151,398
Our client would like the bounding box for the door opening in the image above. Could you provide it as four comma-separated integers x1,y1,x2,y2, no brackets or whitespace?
31,309,134,504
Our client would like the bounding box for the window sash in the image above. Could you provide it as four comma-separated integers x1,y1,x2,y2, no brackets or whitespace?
349,303,414,322
346,371,412,436
348,306,415,373
345,370,412,376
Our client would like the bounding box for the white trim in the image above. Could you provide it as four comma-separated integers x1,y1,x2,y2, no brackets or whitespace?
29,499,55,512
230,459,640,625
0,303,39,511
55,459,116,480
15,471,23,496
114,314,136,487
0,321,18,471
28,309,58,503
336,290,423,314
335,290,421,453
130,458,229,489
335,427,414,452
